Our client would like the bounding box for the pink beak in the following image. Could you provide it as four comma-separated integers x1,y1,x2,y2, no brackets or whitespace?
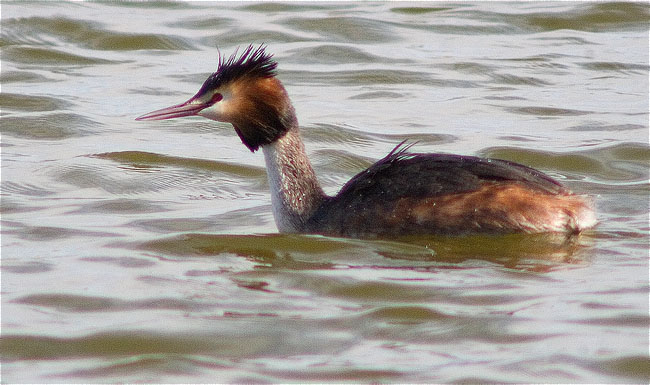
135,98,207,121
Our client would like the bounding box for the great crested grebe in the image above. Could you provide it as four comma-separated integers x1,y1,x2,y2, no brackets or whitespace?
136,45,596,238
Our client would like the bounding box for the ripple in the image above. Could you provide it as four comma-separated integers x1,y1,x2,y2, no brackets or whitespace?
482,147,601,174
0,93,71,112
0,70,52,84
53,156,262,202
505,106,591,116
391,6,453,15
1,113,100,140
54,164,168,195
598,355,650,382
2,46,115,66
69,198,167,215
567,123,647,132
202,29,305,47
287,45,384,64
0,198,48,215
568,314,649,328
96,34,194,51
287,69,476,88
312,132,457,174
169,16,232,30
80,256,157,268
579,61,650,75
518,2,650,32
129,217,217,234
7,225,117,242
0,331,257,359
503,54,572,70
242,3,330,13
439,61,494,75
285,16,396,43
304,123,376,147
1,181,55,197
481,143,650,182
1,261,55,274
467,3,650,34
93,151,265,179
488,73,552,87
50,354,230,381
0,325,352,361
365,305,450,322
14,294,205,312
2,17,194,51
313,149,377,175
349,91,406,100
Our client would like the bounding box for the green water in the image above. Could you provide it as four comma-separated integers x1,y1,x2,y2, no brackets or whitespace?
1,2,649,383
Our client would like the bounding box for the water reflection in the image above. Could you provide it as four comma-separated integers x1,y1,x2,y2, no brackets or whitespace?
136,231,593,273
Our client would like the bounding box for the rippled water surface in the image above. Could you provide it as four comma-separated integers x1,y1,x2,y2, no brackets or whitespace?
2,2,649,383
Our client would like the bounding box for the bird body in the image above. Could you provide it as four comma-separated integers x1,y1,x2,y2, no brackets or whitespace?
136,45,596,238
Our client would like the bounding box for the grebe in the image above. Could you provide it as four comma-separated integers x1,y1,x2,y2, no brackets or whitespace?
136,45,596,238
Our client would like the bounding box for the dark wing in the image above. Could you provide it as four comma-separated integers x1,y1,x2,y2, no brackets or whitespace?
336,142,565,200
307,142,571,237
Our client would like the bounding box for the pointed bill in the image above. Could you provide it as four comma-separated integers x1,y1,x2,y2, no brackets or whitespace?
135,98,207,121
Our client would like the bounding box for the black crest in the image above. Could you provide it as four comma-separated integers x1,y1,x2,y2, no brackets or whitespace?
196,44,277,96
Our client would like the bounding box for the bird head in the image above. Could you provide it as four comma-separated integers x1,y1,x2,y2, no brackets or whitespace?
136,45,296,152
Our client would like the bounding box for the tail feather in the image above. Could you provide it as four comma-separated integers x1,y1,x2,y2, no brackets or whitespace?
566,195,597,233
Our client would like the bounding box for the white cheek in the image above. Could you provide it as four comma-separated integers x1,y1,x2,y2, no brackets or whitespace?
197,93,233,122
197,103,225,121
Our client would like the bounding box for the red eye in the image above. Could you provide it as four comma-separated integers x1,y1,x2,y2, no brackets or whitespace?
210,93,223,104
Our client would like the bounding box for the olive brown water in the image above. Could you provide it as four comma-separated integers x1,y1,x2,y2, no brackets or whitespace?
1,2,649,383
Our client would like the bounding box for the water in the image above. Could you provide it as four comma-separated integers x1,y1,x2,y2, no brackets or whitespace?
1,2,649,383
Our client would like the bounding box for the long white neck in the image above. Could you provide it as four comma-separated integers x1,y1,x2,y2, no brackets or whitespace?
261,128,325,233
